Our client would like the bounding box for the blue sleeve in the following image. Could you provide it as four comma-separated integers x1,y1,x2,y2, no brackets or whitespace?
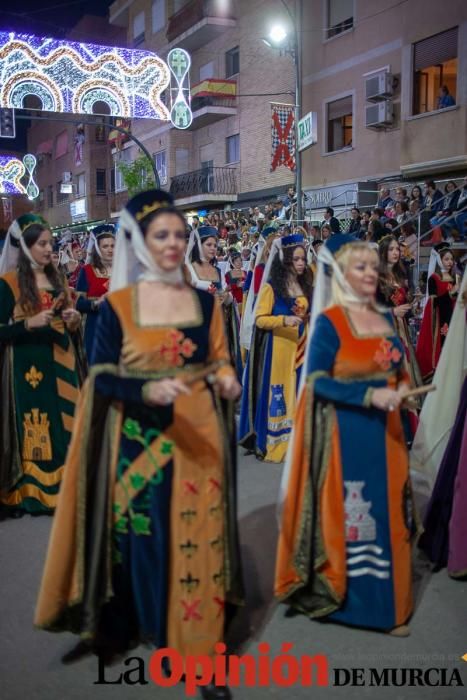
76,267,94,314
92,300,146,403
307,314,386,407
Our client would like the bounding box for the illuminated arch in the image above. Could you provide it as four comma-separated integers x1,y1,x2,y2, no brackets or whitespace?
73,81,131,118
1,72,63,112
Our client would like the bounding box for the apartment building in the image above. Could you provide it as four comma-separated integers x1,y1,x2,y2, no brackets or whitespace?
300,0,467,216
109,0,296,213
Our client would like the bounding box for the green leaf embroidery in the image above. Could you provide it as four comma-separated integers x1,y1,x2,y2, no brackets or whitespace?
129,472,146,490
122,418,142,439
114,515,129,534
112,548,123,565
160,440,173,455
130,513,151,536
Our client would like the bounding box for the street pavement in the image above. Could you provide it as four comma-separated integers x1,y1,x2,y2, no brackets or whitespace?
0,453,465,700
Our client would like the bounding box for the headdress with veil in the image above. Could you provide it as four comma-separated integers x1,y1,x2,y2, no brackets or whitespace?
185,225,219,291
85,223,116,265
0,213,48,275
110,189,184,292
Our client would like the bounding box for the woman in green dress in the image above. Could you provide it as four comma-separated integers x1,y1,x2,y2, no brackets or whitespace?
0,214,81,516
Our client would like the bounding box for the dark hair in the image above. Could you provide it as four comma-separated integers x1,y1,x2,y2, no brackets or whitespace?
90,233,114,272
18,224,67,313
325,207,334,216
397,201,409,212
351,207,360,214
379,235,407,288
373,208,384,218
191,235,217,264
368,219,385,242
269,245,313,300
444,180,457,193
425,180,436,190
441,85,449,95
410,185,422,199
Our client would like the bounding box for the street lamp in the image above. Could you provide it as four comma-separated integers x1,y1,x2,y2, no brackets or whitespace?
262,1,303,223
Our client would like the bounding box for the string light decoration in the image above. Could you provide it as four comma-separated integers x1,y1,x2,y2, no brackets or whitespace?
168,48,193,129
0,31,178,120
0,154,38,198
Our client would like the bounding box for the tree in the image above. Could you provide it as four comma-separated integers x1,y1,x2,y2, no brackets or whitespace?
116,150,156,197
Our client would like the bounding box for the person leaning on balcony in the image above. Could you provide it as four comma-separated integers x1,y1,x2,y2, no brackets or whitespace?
437,85,456,109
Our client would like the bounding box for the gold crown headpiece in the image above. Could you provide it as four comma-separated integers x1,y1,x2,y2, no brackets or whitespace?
135,201,170,222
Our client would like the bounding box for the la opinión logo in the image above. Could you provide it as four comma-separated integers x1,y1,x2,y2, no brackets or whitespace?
94,642,329,695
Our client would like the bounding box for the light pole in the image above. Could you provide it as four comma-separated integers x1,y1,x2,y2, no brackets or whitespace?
263,0,302,222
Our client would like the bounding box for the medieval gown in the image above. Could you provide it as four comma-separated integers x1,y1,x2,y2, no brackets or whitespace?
275,305,415,630
35,285,243,658
76,264,110,359
0,271,79,514
239,283,308,463
416,273,457,381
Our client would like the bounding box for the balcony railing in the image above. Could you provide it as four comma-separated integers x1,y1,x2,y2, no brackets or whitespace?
170,166,237,199
167,0,235,43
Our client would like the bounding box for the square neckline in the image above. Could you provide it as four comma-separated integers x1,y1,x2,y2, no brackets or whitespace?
132,283,204,329
341,306,395,339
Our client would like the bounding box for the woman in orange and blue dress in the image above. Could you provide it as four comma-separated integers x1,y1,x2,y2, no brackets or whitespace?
35,191,243,700
76,224,115,360
276,237,417,635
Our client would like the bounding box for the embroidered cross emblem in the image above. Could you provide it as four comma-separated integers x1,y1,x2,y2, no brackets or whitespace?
181,599,202,621
183,480,199,495
180,509,197,523
208,477,221,493
180,572,200,593
440,323,449,337
179,540,198,558
158,329,196,368
373,339,402,371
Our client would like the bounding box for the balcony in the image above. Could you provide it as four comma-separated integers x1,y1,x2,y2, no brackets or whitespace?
167,0,236,52
189,78,237,129
170,166,237,207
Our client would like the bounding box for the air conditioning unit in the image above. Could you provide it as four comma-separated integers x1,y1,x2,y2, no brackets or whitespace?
365,72,393,102
365,101,393,128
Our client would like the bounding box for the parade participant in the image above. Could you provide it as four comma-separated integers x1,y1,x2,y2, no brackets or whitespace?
377,235,422,394
35,190,244,699
186,225,243,381
275,238,417,635
416,243,459,381
418,275,467,578
76,224,115,359
0,214,81,516
239,234,312,463
225,250,247,313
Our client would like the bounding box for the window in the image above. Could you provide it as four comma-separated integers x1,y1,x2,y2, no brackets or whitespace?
95,123,106,142
326,95,353,152
96,169,106,194
154,150,167,186
225,47,239,78
326,0,353,40
199,61,214,81
226,134,240,164
113,148,132,192
152,0,165,32
412,27,458,115
175,147,189,175
54,130,68,159
47,185,53,208
76,172,86,197
133,10,145,45
56,181,69,204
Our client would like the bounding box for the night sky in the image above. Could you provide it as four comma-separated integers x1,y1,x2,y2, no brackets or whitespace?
0,0,114,37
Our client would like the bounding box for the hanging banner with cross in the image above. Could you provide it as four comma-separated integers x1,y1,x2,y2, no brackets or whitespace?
270,103,296,172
